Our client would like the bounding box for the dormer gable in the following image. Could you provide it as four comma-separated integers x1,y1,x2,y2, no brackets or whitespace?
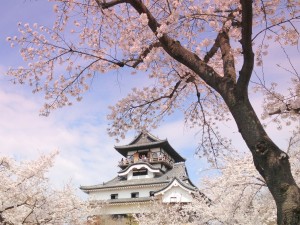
154,177,196,195
118,163,163,180
154,177,197,203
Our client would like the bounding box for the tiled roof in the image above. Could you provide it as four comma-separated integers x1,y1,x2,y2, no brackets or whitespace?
127,131,164,145
114,131,186,162
115,140,166,150
115,132,166,150
80,162,196,192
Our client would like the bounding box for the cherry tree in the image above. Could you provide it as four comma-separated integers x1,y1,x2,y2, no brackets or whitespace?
6,0,300,223
0,151,88,224
135,155,277,225
137,141,300,225
134,199,198,225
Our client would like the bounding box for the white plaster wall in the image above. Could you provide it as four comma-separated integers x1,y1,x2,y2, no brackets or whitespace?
89,185,163,200
161,186,193,203
127,171,132,180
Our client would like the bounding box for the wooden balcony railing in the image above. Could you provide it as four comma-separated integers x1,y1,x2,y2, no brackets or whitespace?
118,157,174,168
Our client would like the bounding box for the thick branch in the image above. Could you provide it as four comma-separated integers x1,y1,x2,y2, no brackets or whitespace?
127,0,224,92
0,202,27,214
236,0,254,96
204,34,220,63
94,0,225,91
218,31,236,81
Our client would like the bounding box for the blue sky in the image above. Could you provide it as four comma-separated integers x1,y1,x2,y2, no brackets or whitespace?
0,1,299,196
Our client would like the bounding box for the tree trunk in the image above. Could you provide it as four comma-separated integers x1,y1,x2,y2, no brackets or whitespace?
221,89,300,225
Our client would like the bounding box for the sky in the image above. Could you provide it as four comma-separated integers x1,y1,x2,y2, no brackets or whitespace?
0,1,299,197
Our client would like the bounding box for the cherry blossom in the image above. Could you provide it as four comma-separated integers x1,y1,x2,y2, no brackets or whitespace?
5,0,300,223
137,142,300,224
0,151,88,224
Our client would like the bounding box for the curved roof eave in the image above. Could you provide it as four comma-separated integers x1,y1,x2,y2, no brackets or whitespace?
79,181,168,191
118,162,164,174
114,140,167,150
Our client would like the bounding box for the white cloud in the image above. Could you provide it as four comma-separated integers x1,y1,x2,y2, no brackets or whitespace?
0,83,121,196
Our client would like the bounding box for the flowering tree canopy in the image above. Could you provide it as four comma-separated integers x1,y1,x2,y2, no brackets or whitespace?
137,138,300,225
136,155,277,225
0,151,88,224
5,0,300,224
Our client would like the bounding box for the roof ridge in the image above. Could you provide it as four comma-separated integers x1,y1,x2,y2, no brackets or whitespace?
126,131,165,146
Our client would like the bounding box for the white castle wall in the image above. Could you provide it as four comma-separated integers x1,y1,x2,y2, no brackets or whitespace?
89,184,164,200
161,186,193,203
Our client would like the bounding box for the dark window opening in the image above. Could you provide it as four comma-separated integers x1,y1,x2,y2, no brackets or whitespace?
131,192,139,198
111,214,127,220
132,169,148,176
170,197,177,202
138,152,149,162
149,191,155,197
111,194,118,199
139,153,147,158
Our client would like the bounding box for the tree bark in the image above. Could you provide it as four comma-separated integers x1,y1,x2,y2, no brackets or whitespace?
220,87,300,225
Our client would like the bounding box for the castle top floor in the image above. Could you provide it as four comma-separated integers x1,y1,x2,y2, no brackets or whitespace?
115,131,185,170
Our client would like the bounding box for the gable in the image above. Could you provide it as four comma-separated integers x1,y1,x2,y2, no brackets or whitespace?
154,178,196,203
129,132,160,145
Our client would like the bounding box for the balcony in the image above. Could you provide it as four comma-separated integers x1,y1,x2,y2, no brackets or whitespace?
118,155,174,169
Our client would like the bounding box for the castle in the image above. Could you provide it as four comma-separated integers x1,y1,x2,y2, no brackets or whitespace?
80,131,197,218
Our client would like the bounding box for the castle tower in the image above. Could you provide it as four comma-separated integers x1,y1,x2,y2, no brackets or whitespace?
80,131,197,215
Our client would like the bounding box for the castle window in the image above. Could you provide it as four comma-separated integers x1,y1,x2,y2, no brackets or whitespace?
111,194,118,199
131,192,139,198
132,168,148,176
149,191,155,197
